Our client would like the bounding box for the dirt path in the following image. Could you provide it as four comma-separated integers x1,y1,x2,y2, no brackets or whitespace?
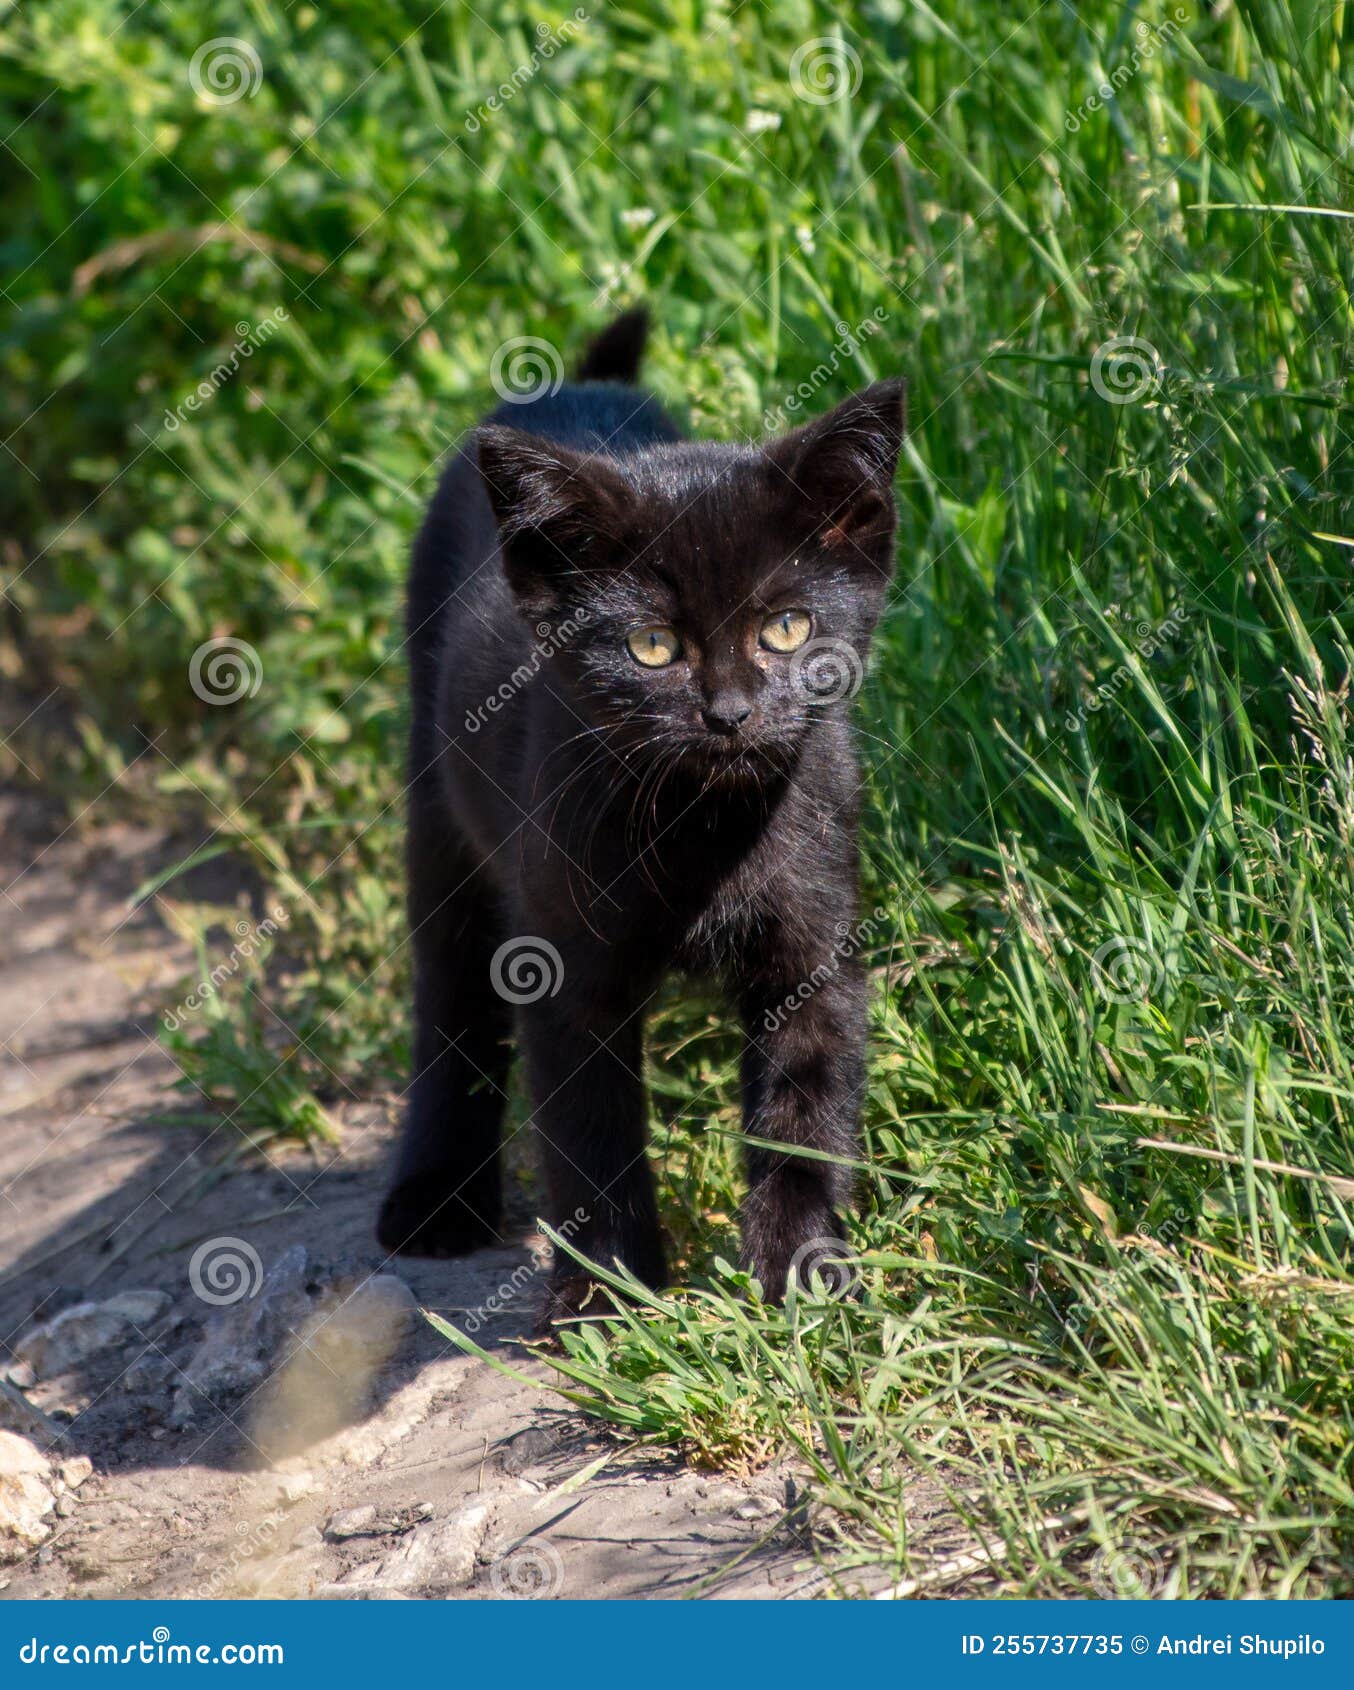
0,786,824,1600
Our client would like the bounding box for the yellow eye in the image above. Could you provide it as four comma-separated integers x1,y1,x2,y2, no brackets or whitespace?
760,609,812,653
627,626,682,668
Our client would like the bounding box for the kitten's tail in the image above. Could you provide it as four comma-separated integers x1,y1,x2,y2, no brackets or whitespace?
575,307,650,385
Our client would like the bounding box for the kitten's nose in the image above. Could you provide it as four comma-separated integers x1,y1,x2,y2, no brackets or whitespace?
702,691,753,735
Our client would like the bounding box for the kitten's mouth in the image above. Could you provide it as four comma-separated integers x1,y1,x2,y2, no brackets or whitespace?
682,732,790,783
601,717,792,783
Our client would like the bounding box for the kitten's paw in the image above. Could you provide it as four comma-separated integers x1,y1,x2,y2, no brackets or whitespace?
743,1212,854,1304
376,1178,500,1258
534,1272,623,1337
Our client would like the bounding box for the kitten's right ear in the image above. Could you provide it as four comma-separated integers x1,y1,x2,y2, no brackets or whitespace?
477,425,635,613
764,377,906,577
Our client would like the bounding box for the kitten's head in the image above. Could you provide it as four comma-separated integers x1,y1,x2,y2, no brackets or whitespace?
477,378,905,781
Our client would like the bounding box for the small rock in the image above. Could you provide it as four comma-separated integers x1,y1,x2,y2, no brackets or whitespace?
6,1363,36,1391
734,1495,780,1521
324,1504,377,1540
323,1500,432,1541
59,1457,93,1490
496,1426,556,1475
13,1290,171,1380
54,1495,77,1518
290,1524,324,1551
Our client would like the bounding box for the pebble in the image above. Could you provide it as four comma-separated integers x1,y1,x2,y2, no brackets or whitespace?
59,1457,94,1490
496,1426,555,1475
323,1500,433,1541
735,1495,781,1521
324,1504,377,1540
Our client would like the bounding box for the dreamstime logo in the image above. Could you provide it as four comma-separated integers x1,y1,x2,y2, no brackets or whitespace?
789,37,863,105
21,1626,285,1665
199,1513,284,1598
1062,604,1190,732
1066,1201,1195,1330
163,307,288,432
1090,1540,1167,1598
490,937,564,1004
763,905,890,1032
189,1237,264,1306
791,637,864,702
1065,9,1189,133
189,636,263,706
762,309,888,433
1091,935,1164,1004
788,1236,858,1300
188,38,263,105
462,1208,588,1334
465,10,589,132
162,906,289,1031
488,1537,565,1598
464,611,590,732
489,335,565,404
1090,335,1162,404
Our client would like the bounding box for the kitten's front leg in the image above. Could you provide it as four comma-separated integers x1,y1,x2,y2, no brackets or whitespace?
738,956,868,1302
518,988,666,1317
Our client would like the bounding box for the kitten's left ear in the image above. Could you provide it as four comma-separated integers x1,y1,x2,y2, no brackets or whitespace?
765,377,906,574
477,423,636,616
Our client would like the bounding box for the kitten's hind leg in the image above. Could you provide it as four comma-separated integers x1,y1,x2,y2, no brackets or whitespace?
377,823,511,1258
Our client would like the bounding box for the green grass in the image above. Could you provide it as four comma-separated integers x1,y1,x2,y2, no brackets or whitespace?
4,0,1354,1597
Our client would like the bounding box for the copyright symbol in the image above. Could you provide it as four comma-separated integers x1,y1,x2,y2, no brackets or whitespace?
1131,1636,1150,1655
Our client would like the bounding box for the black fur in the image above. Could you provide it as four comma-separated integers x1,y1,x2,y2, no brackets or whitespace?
378,314,905,1308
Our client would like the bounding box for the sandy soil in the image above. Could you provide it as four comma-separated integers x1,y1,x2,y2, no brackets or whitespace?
0,785,840,1601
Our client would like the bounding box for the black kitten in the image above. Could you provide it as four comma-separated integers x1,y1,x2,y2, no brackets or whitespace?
378,310,904,1309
